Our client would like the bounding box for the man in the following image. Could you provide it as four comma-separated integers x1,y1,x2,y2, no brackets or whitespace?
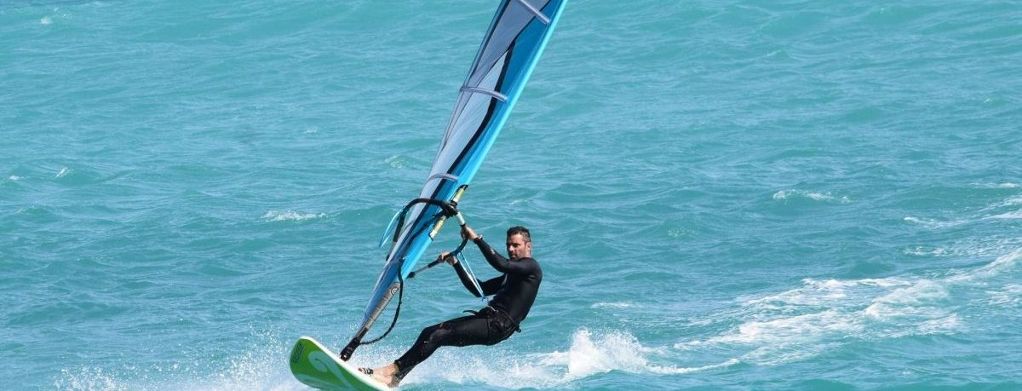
363,225,542,387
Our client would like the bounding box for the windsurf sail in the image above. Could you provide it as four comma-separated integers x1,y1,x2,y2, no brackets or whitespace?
340,0,567,360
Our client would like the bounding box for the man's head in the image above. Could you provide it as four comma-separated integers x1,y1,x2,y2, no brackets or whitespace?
506,225,532,260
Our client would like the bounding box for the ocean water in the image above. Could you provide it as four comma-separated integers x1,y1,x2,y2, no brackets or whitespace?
2,0,1021,390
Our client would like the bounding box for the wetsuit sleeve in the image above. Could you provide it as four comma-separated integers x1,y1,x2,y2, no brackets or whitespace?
452,261,503,297
474,237,539,275
478,275,503,295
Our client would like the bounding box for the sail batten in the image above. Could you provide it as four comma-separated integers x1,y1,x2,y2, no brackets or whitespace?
459,86,509,102
514,0,552,24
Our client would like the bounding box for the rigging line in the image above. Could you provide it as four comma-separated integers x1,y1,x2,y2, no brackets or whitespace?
362,218,476,345
455,251,488,302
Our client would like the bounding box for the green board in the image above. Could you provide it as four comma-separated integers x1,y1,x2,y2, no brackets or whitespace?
289,336,391,391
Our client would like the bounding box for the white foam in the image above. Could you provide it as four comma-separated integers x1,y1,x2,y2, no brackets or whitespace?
563,329,648,377
946,249,1021,283
987,284,1022,306
744,343,837,365
385,155,406,169
729,310,862,344
930,238,1022,260
53,331,306,391
772,189,850,203
972,182,1020,189
41,16,53,25
675,258,1014,366
985,210,1022,219
742,279,847,307
740,277,910,309
1003,196,1022,206
410,329,734,389
553,329,737,376
903,216,968,229
261,210,325,222
903,246,949,256
978,195,1022,216
54,328,731,390
906,194,1022,226
863,279,949,320
667,227,688,238
915,315,961,335
54,367,128,391
771,190,793,200
7,175,21,181
592,302,635,309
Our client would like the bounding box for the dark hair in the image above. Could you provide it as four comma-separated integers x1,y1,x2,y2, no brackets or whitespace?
507,226,531,243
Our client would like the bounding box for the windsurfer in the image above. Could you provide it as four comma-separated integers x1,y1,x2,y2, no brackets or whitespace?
362,224,542,387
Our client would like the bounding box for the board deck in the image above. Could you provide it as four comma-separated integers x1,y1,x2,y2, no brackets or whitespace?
289,336,392,391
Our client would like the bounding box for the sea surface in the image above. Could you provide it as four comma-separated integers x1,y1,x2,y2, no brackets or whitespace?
2,1,1021,390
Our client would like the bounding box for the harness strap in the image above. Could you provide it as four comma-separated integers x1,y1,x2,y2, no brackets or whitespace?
463,306,522,332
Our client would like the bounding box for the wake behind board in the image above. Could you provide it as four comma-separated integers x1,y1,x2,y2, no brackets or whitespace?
290,336,391,391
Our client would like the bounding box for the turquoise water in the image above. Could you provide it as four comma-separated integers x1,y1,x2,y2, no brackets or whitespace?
3,1,1021,390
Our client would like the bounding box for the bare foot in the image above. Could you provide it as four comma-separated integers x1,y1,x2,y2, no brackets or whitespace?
371,363,401,387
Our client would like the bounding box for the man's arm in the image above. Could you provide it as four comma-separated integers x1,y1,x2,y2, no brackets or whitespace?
461,224,537,275
451,258,502,297
473,237,538,275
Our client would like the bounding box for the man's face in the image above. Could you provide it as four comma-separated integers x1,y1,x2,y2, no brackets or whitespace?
506,233,532,260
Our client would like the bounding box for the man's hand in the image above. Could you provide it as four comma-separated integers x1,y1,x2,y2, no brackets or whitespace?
461,225,480,241
438,251,457,265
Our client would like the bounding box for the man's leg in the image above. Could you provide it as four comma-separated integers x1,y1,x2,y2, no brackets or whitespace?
372,314,493,385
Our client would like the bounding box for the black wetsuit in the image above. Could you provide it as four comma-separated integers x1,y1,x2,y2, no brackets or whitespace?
394,237,542,377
